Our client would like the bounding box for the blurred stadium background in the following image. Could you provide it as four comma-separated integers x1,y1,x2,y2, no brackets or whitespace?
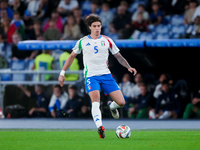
0,0,200,122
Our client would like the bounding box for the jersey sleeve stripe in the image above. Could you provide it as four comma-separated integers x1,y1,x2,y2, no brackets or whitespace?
102,35,113,50
78,39,83,51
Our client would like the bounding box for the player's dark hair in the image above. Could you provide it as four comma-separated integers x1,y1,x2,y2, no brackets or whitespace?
84,14,101,27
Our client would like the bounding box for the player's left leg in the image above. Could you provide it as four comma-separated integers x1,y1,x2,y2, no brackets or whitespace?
108,90,125,119
100,74,125,119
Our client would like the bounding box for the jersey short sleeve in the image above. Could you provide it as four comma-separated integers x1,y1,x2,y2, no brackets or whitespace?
104,36,119,55
72,38,83,54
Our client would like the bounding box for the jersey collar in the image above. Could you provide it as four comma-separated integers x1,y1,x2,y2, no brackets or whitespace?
88,34,102,39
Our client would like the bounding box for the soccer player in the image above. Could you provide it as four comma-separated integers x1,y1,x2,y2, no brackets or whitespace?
58,14,137,139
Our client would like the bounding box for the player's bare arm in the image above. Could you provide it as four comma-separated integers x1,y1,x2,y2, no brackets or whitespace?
114,52,137,75
58,51,77,87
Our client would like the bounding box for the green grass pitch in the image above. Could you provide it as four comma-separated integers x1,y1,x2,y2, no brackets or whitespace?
0,129,200,150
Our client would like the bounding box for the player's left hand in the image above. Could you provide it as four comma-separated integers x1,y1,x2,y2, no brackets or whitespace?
128,67,137,76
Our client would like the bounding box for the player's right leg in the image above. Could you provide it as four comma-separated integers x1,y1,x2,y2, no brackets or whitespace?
89,90,105,139
85,76,105,139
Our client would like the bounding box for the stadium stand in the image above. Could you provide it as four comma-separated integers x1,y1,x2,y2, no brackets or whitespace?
1,0,200,119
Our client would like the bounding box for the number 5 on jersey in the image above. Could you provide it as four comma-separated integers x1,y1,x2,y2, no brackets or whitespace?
94,46,98,54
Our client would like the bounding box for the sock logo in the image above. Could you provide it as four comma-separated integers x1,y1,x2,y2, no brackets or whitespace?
95,118,100,122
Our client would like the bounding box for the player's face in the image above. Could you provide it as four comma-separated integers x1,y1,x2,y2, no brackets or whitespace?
89,21,102,36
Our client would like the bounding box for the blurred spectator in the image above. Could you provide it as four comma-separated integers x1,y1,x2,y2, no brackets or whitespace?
48,85,68,118
119,73,134,100
64,85,84,118
131,4,149,23
23,10,34,35
0,51,8,68
186,16,200,38
0,17,10,42
119,1,131,18
10,11,24,26
17,85,49,117
36,33,44,40
171,0,187,15
7,11,25,43
73,8,89,36
59,51,79,81
0,9,8,22
43,19,61,40
61,15,81,40
150,0,172,15
109,5,131,37
149,80,181,119
192,1,200,22
28,20,43,40
11,33,36,60
149,2,163,25
27,0,49,19
82,0,101,17
153,73,173,99
132,12,148,32
27,0,41,17
128,84,152,119
0,0,13,20
43,10,63,33
57,0,78,17
99,3,114,28
37,0,49,20
10,0,26,17
130,73,143,99
102,0,121,8
32,50,54,80
184,0,198,24
183,90,200,118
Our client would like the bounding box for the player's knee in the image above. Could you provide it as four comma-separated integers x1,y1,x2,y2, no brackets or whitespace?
118,100,125,107
91,97,100,103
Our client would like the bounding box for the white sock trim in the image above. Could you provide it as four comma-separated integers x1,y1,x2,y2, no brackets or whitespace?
109,101,121,110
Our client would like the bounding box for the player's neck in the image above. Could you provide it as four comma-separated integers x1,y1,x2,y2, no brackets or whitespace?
90,33,101,40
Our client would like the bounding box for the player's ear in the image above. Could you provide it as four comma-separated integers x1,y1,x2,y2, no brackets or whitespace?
89,26,91,30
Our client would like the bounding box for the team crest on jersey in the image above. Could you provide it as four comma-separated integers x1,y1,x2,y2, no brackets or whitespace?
101,41,105,46
88,85,91,90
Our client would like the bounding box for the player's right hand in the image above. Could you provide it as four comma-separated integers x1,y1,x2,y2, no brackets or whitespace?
58,75,65,87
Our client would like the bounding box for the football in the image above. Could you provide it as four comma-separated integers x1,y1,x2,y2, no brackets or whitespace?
116,124,131,138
